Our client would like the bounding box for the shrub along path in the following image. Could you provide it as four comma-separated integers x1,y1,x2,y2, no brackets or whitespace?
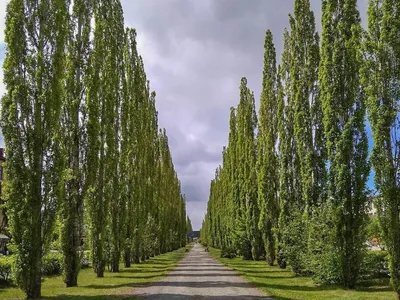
0,247,189,300
208,247,396,300
131,243,269,299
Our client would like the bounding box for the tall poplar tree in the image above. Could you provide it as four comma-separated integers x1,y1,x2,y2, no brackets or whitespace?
363,0,400,297
277,29,301,270
186,216,193,234
122,28,139,267
236,78,261,260
291,0,322,212
320,0,369,288
60,0,93,286
257,30,279,266
1,0,67,297
228,107,239,246
281,0,326,274
85,0,113,277
106,0,125,273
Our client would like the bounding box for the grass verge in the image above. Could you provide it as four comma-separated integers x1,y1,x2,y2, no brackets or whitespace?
0,245,192,300
208,247,396,300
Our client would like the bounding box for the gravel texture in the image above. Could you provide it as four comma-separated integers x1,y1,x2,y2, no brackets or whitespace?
132,243,271,299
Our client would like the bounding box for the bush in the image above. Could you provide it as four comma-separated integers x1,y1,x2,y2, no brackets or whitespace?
0,256,14,283
308,204,341,285
81,250,91,269
221,246,237,259
360,251,389,279
279,212,309,275
311,248,342,285
42,253,63,276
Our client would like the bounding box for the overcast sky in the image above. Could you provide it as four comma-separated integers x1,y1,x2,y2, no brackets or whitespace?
0,0,368,230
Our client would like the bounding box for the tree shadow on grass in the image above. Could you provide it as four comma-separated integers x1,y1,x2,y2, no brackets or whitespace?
42,296,136,300
112,274,166,280
84,280,276,290
43,295,280,300
254,281,393,293
120,268,168,274
173,268,233,272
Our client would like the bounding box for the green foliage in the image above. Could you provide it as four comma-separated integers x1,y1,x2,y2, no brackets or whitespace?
2,0,187,297
257,30,279,266
186,216,193,234
209,247,396,300
360,251,390,280
306,203,337,284
1,0,68,297
220,246,237,259
42,253,64,276
278,211,309,275
60,0,93,287
366,217,385,249
0,255,14,283
319,0,369,289
362,0,400,297
1,247,188,299
311,247,342,285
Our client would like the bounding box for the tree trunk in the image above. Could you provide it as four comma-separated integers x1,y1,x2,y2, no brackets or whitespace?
243,241,253,260
111,252,120,272
124,251,131,268
64,241,79,287
26,240,42,299
96,264,105,278
266,220,275,266
26,280,41,300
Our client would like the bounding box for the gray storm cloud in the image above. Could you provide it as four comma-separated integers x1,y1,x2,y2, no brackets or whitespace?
119,0,368,229
0,0,368,229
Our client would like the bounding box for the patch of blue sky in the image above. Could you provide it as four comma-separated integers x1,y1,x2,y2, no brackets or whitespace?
0,42,5,61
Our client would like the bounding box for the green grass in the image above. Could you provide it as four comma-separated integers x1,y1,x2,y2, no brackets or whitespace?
209,247,397,300
0,245,191,300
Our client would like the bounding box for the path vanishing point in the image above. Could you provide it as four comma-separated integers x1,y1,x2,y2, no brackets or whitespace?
132,243,271,299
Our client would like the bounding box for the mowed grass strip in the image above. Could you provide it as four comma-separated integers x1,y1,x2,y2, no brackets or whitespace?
208,247,396,300
0,245,191,300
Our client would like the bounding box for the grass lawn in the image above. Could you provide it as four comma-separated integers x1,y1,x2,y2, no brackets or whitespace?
0,245,191,300
209,247,397,300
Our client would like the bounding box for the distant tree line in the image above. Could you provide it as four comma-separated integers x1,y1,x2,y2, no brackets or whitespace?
1,0,187,298
201,0,400,298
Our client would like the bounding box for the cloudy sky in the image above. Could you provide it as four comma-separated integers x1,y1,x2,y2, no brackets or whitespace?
0,0,368,230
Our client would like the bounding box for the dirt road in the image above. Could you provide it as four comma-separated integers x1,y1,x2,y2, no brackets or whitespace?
132,243,270,299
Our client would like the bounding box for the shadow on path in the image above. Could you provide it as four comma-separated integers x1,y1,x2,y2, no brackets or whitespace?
131,244,272,299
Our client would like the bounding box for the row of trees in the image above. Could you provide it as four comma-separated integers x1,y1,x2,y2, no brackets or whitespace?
1,0,187,298
201,0,400,297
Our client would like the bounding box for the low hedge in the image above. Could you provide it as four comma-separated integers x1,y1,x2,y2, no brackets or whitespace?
220,246,237,259
0,255,14,283
360,250,389,279
42,253,63,276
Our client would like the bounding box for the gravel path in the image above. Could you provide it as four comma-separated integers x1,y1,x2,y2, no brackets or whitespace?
132,243,271,299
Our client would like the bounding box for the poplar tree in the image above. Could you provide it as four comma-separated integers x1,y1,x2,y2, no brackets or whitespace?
282,0,326,274
277,29,301,270
257,30,279,266
122,28,139,267
236,78,260,260
186,216,193,234
106,0,125,273
85,0,113,277
291,0,322,212
320,0,369,288
227,107,239,246
362,0,400,297
60,0,93,286
1,0,67,297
